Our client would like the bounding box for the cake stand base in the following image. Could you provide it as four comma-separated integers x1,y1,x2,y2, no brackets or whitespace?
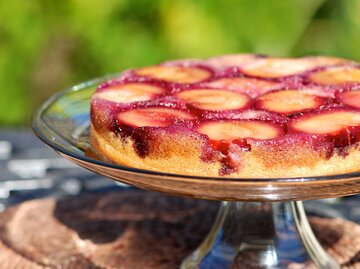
181,201,339,269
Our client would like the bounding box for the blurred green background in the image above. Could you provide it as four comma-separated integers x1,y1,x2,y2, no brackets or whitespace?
1,0,360,127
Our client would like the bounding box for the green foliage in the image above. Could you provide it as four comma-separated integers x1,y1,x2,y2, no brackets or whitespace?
0,0,359,126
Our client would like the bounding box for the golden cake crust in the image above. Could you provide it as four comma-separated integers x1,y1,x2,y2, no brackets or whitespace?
91,123,360,178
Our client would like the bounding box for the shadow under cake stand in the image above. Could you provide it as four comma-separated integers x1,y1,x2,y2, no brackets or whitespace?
33,77,360,269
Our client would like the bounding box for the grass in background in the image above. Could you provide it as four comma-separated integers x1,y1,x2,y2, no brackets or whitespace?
0,0,359,126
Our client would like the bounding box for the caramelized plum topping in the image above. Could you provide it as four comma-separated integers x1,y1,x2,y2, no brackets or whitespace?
134,65,212,83
198,120,283,141
93,83,164,103
290,109,360,136
206,54,258,68
117,107,195,128
205,77,282,98
255,89,326,115
337,90,360,109
309,66,360,85
176,89,251,111
241,56,349,78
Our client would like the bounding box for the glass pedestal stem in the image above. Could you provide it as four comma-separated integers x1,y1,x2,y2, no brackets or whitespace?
181,201,339,269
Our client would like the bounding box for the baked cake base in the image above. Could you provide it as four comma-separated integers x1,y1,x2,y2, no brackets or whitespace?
91,124,360,178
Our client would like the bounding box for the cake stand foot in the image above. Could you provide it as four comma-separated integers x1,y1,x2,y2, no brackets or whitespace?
181,201,339,269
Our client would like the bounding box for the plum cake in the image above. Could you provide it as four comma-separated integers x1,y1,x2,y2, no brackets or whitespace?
90,54,360,178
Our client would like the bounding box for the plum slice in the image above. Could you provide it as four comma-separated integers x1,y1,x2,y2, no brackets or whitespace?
241,56,350,78
289,109,360,136
255,89,326,115
206,54,258,68
93,83,164,103
299,87,337,98
337,90,360,109
198,120,283,141
117,107,195,128
134,65,212,83
176,89,251,111
309,66,360,85
205,77,282,98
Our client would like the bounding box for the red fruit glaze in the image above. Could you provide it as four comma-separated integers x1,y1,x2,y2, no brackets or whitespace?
197,120,284,176
200,109,286,123
300,87,337,98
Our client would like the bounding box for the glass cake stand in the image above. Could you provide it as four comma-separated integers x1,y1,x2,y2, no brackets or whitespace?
33,76,360,269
